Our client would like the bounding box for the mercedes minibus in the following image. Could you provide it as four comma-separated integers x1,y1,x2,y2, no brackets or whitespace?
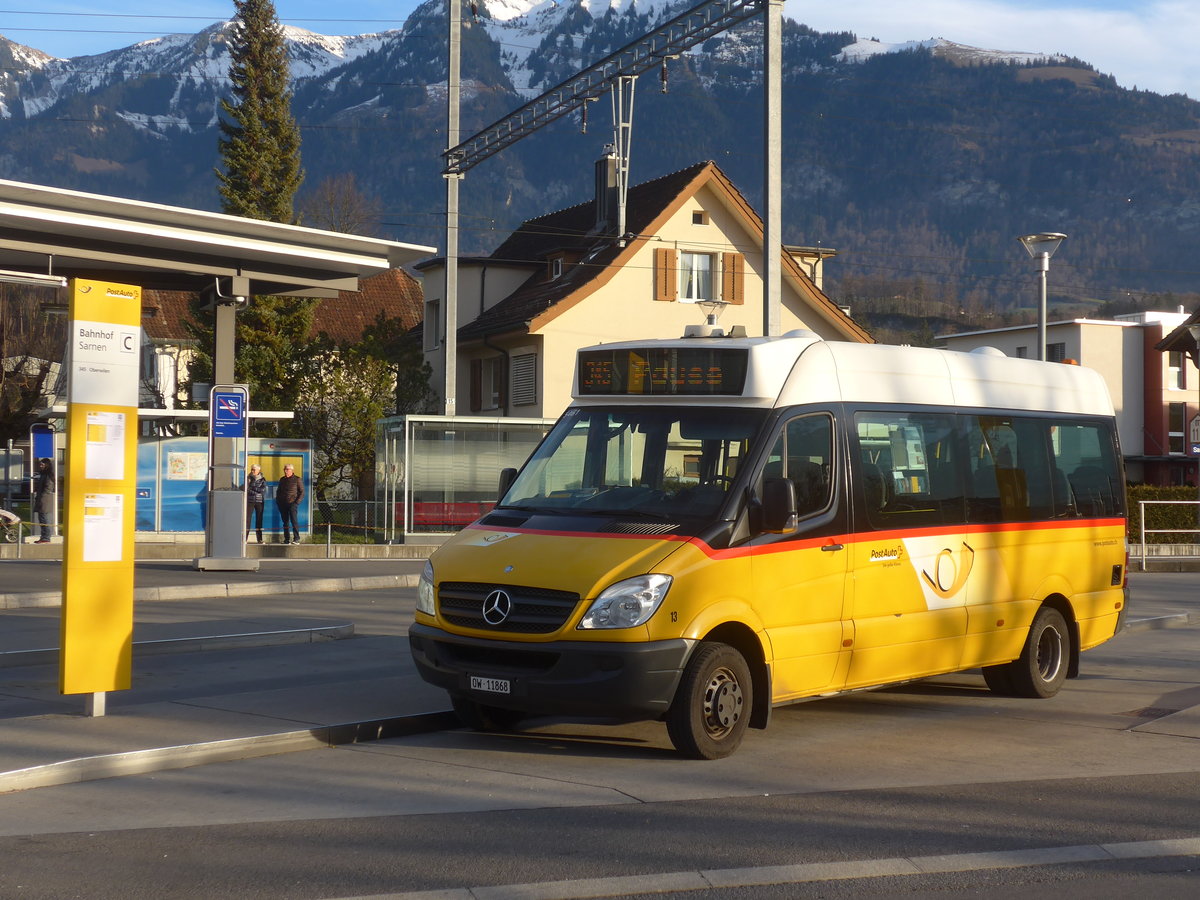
409,330,1127,758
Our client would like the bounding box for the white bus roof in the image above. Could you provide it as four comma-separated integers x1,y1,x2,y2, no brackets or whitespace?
572,332,1115,417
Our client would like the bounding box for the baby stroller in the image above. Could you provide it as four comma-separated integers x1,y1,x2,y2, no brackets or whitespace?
0,507,18,543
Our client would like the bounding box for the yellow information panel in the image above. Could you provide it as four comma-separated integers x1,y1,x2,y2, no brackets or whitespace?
60,279,141,695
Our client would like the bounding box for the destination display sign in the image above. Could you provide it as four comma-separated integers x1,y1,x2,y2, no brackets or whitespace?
578,347,748,396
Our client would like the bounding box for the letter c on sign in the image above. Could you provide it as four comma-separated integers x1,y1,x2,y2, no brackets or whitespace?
122,334,135,351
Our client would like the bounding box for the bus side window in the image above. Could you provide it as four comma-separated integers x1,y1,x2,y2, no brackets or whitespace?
1052,421,1123,517
762,414,834,519
854,412,962,529
971,417,1071,522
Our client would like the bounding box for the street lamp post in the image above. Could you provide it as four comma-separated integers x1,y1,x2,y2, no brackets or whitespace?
1017,232,1067,361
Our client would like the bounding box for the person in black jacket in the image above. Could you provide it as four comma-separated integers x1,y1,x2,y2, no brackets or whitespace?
245,463,267,543
276,463,304,544
32,457,55,543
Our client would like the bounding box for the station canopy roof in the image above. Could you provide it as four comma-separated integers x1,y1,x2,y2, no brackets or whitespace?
0,178,435,297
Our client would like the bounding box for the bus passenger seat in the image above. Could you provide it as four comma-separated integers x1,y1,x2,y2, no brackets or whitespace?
862,463,893,512
791,460,826,514
1050,466,1075,516
1069,465,1113,517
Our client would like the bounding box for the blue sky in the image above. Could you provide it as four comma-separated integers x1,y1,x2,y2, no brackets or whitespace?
2,1,1196,97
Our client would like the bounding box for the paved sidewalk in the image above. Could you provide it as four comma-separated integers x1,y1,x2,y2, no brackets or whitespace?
0,557,453,793
0,557,428,609
0,563,1195,795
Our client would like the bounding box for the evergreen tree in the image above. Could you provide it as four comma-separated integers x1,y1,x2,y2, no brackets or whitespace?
202,0,315,428
216,0,303,223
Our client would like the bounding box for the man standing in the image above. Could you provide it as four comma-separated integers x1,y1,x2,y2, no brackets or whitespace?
276,463,303,544
245,463,267,543
32,457,55,543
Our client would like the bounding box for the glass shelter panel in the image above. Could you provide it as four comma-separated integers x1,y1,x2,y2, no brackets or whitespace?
375,415,554,539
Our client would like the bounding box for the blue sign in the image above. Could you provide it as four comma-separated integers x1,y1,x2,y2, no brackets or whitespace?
211,390,246,438
30,423,55,467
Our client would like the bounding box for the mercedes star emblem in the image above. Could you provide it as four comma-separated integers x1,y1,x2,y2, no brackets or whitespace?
482,589,513,625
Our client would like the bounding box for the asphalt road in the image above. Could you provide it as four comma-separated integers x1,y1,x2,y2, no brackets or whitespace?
0,575,1196,899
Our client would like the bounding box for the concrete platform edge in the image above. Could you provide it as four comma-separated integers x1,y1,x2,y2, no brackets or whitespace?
0,711,459,795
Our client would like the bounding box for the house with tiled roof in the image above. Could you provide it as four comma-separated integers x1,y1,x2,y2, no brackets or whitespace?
416,157,872,419
139,268,425,411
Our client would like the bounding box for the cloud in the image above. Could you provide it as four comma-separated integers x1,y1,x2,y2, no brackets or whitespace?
787,0,1200,97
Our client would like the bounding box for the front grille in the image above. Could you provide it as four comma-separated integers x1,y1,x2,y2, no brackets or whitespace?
438,582,582,634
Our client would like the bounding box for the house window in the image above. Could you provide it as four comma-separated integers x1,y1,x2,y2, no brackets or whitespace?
510,353,537,406
654,248,743,305
423,299,440,351
1047,342,1066,363
679,252,714,302
470,356,506,412
691,210,708,226
1015,346,1028,359
1168,402,1186,455
548,257,563,280
1168,351,1185,391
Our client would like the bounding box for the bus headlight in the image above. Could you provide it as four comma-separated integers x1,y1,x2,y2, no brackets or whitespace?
578,574,672,630
417,560,436,615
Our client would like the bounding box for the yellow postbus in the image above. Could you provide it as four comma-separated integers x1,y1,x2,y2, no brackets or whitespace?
409,331,1127,758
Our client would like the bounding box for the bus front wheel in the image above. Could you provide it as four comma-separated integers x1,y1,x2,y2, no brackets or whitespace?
666,642,752,760
984,607,1071,699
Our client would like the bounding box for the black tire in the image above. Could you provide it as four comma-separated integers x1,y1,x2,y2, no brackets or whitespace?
988,607,1071,699
450,694,525,732
981,663,1016,696
666,642,752,760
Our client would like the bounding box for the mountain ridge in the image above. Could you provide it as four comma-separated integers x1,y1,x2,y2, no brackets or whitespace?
0,0,1196,314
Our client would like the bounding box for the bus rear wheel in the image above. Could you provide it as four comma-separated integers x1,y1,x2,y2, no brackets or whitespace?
451,695,525,732
985,607,1070,699
666,642,752,760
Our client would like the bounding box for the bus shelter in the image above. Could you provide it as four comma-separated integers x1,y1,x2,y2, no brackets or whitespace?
376,415,554,542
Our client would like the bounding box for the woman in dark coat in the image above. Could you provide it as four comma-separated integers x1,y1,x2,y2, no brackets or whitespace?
245,463,267,543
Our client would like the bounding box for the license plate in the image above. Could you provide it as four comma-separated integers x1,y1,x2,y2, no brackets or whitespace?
470,676,510,695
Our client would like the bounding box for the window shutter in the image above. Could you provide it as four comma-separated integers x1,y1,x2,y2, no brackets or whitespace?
469,358,482,412
654,248,678,302
721,252,745,305
510,354,537,406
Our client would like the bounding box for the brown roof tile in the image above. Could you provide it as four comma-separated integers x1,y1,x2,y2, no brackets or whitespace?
460,161,713,341
142,269,424,345
312,267,424,344
458,159,871,345
141,290,200,343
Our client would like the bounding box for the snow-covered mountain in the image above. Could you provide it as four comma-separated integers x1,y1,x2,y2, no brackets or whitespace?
1,20,396,127
838,37,1064,68
0,0,1068,126
1,0,1193,309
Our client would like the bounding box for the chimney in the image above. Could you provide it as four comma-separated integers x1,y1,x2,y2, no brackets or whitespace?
594,147,619,234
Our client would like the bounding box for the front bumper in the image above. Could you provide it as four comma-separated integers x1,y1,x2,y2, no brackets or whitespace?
408,622,693,720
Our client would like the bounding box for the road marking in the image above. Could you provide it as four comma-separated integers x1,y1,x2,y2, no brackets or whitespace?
349,836,1200,899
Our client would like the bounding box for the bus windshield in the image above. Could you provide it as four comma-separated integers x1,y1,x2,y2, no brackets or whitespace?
501,406,767,519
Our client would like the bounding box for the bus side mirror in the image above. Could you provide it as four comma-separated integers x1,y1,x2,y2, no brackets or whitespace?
497,467,518,502
762,477,798,533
